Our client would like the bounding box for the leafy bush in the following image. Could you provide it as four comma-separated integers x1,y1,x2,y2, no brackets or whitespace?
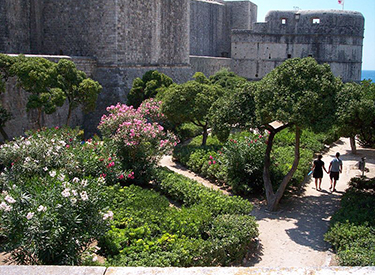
0,171,111,265
325,177,375,266
154,167,253,215
221,135,266,194
175,123,202,143
0,127,125,265
271,145,313,187
98,99,178,183
99,171,258,267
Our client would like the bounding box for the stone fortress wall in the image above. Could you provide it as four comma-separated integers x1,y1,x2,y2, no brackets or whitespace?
0,0,365,140
231,10,364,81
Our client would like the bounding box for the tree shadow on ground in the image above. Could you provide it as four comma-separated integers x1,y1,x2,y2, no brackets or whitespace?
251,191,342,253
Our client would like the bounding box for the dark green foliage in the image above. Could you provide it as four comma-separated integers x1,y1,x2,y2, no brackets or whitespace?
255,57,341,131
127,70,173,108
160,76,224,146
336,80,375,148
0,54,17,92
210,82,257,142
325,177,375,266
99,171,258,267
174,123,202,142
54,59,102,124
173,129,331,196
153,167,253,215
208,68,247,90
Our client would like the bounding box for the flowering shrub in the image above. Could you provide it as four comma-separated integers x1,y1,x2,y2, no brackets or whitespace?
0,172,112,265
0,127,125,264
221,134,267,194
0,127,131,186
98,99,178,182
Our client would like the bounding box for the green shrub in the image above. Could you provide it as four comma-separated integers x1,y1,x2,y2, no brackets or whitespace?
154,167,253,215
175,123,202,142
271,145,313,187
325,177,375,266
99,181,258,267
0,173,111,265
221,134,266,194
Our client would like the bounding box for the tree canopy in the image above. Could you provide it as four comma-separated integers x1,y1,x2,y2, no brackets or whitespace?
336,80,375,150
160,73,224,146
127,70,173,108
256,57,342,211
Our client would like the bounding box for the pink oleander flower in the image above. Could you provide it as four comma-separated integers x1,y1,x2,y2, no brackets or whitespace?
128,172,135,179
26,212,34,220
118,174,124,180
5,195,16,204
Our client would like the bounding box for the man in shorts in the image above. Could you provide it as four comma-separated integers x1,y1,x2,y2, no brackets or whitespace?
328,152,343,192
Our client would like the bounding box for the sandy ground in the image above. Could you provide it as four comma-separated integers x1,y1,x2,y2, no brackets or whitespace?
1,137,374,266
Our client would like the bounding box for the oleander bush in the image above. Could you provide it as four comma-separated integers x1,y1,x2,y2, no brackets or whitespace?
0,127,121,265
324,177,375,266
99,169,258,266
98,99,178,184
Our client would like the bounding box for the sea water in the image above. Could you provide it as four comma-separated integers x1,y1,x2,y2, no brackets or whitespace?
361,70,375,81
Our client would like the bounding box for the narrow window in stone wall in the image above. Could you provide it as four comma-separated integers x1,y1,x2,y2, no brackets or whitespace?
287,54,292,58
312,18,320,24
281,18,287,24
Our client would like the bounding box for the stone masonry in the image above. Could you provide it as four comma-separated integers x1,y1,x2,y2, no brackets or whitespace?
0,0,365,140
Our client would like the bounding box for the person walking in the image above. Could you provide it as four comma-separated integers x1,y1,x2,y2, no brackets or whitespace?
328,152,343,192
311,154,328,191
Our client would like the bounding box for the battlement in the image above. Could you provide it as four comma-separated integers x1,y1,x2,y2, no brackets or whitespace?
254,10,365,37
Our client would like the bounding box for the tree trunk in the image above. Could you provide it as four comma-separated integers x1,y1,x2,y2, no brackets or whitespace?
267,126,301,211
202,124,208,146
66,105,72,126
263,129,276,206
263,124,301,212
350,136,357,154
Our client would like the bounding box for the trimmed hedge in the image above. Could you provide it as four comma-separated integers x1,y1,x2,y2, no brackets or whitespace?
99,169,258,267
324,177,375,266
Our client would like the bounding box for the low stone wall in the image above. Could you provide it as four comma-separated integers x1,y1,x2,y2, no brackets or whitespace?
0,266,374,275
190,55,231,77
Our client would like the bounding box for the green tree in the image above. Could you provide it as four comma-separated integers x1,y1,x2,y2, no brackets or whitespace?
0,54,17,93
210,82,257,142
54,59,102,125
127,70,173,108
0,104,12,141
209,68,247,90
254,57,341,211
0,54,17,140
161,73,224,146
336,80,375,151
12,56,66,128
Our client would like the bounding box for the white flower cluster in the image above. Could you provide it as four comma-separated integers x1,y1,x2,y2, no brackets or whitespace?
0,193,16,212
59,174,90,203
103,211,114,220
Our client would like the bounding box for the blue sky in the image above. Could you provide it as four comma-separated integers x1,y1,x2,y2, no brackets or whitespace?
225,0,375,70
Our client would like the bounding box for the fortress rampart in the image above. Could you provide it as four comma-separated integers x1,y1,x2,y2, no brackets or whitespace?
231,10,364,81
0,0,365,140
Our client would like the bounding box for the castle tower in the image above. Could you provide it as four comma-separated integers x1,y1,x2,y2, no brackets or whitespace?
231,10,365,82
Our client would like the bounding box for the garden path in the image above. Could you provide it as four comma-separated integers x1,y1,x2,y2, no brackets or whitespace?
159,137,375,267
